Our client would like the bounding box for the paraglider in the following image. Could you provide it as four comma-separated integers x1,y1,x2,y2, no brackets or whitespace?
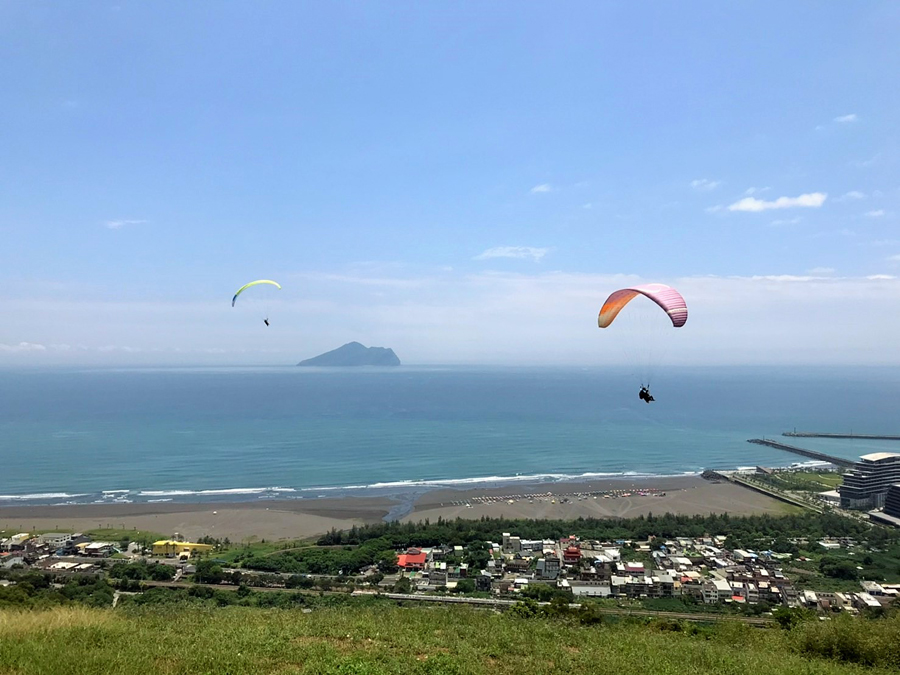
598,283,688,402
232,280,281,327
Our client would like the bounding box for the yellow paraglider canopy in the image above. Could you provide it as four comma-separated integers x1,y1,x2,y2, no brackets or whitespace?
231,280,281,307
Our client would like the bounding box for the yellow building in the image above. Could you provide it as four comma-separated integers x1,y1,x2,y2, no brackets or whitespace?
152,540,215,557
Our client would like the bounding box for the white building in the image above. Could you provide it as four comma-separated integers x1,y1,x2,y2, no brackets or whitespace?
702,579,733,604
39,533,73,548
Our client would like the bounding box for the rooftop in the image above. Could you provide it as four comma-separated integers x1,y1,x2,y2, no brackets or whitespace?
860,452,900,463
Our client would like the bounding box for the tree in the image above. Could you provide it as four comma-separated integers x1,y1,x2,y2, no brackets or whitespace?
375,550,398,574
772,607,812,630
392,576,412,594
543,595,572,619
819,557,858,581
508,598,540,618
575,603,604,626
194,560,224,585
452,579,475,594
149,564,175,581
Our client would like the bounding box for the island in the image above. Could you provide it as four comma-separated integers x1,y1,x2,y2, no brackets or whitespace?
297,341,401,367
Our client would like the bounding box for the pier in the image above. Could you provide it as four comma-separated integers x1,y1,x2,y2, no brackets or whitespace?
784,431,900,441
747,439,856,469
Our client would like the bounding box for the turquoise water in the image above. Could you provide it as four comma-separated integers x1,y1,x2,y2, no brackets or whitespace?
1,365,899,505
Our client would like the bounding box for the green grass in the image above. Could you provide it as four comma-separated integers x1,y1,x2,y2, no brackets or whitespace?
216,540,313,564
83,528,168,542
1,605,897,674
755,471,845,494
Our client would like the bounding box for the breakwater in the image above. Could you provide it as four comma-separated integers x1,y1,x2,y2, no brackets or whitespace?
747,439,855,469
784,431,900,441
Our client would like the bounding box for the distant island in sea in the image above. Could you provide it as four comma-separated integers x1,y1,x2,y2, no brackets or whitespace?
297,341,401,367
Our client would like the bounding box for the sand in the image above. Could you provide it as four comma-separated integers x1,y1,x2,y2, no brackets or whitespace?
0,477,791,542
403,476,791,523
0,497,394,543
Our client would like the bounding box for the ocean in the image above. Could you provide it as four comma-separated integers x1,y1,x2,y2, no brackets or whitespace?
1,365,899,506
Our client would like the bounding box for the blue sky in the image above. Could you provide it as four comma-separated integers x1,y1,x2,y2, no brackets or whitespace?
2,2,899,364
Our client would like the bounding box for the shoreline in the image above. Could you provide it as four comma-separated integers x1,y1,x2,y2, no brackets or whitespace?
0,475,795,542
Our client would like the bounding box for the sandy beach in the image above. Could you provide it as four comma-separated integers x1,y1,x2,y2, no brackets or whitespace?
0,477,791,542
403,475,792,523
0,497,394,543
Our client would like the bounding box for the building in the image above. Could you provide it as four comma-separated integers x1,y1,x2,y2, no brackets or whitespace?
702,579,733,604
840,453,900,509
38,533,73,548
570,581,612,598
396,548,427,571
818,490,841,505
81,542,118,557
0,553,25,569
506,557,530,575
854,592,882,611
1,534,32,552
562,546,581,565
883,484,900,519
151,540,214,558
536,556,560,580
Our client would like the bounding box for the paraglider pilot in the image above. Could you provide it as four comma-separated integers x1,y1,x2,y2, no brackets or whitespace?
264,318,270,327
639,386,655,403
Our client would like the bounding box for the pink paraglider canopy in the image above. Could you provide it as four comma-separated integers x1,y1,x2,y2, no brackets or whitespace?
598,283,688,329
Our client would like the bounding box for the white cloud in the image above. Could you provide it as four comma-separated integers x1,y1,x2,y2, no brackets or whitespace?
105,219,147,230
4,272,900,366
582,203,593,210
530,184,553,194
727,192,827,212
834,114,858,123
0,342,47,352
296,272,430,289
889,254,900,262
837,191,866,201
744,187,771,196
690,178,721,191
770,217,802,226
865,210,885,218
807,267,835,275
851,154,879,169
474,246,548,262
868,274,896,280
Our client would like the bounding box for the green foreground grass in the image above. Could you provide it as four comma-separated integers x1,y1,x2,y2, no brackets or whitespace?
2,605,898,675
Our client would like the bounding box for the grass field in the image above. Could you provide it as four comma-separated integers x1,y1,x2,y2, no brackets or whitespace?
1,605,897,674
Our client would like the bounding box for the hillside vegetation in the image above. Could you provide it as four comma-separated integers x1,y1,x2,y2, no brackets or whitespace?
2,604,899,675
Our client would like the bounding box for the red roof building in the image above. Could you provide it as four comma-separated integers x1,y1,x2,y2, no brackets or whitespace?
396,548,427,570
563,545,582,564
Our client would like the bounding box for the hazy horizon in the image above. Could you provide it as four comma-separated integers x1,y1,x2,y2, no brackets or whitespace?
2,3,898,366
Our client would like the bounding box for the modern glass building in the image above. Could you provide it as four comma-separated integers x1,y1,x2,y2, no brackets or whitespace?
883,484,900,519
839,453,900,509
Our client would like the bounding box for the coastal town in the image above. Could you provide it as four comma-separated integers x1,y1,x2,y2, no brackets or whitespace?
4,447,900,621
2,521,897,618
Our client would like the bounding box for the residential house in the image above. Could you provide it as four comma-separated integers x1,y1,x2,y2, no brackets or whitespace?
536,556,560,580
396,548,427,571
